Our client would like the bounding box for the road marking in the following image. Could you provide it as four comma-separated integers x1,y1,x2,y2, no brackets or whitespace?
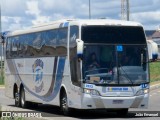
150,95,152,96
153,93,157,95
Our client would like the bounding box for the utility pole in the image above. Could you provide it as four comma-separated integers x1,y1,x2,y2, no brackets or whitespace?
121,0,130,21
89,0,91,19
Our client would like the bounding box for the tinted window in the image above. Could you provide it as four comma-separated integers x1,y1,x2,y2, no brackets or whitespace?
6,28,68,59
6,38,12,58
82,26,146,44
83,45,149,85
69,26,80,86
42,30,57,55
57,28,67,56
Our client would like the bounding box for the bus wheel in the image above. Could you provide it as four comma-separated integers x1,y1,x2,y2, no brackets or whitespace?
60,92,71,116
116,109,128,117
20,87,28,108
15,91,20,107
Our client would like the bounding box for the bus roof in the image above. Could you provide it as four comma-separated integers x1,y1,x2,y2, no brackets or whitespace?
8,19,143,37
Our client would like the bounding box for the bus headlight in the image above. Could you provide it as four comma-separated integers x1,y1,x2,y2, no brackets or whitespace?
83,89,100,96
135,89,149,96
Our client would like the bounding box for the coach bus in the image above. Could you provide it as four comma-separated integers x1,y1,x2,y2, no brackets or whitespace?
5,19,149,116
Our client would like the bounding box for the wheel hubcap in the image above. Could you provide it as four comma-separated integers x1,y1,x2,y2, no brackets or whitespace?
62,96,67,111
15,93,19,102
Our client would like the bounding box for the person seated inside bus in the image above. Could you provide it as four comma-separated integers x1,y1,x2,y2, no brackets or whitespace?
121,55,134,66
100,46,113,68
87,52,100,74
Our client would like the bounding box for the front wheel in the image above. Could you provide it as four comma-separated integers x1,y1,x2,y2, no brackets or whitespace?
60,92,71,116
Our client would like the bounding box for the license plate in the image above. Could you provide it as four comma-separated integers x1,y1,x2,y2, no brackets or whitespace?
113,100,124,104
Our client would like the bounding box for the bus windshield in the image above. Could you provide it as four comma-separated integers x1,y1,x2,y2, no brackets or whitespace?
82,26,149,85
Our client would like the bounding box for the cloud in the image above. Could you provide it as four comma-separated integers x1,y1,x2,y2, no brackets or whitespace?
2,16,33,31
131,11,160,29
38,0,89,18
1,0,27,17
1,0,35,31
129,0,160,29
1,0,160,31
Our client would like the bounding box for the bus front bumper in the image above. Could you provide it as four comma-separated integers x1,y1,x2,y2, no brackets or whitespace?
81,93,149,109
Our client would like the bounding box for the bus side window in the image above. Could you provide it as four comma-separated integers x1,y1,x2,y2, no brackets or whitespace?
56,28,67,56
42,30,57,56
6,38,11,59
11,37,18,58
69,26,80,86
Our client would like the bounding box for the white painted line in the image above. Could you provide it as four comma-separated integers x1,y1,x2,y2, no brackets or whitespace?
150,95,152,96
153,93,157,95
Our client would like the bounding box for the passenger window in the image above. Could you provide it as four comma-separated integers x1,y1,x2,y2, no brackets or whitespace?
69,26,80,86
43,30,57,55
57,28,67,56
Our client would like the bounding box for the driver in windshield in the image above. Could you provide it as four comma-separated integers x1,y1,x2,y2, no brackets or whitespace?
88,52,100,71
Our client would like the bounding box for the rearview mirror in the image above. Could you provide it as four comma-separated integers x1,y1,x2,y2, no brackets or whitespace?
76,39,84,60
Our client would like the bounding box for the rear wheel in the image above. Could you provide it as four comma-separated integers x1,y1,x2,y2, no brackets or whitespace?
20,87,29,108
60,91,71,116
15,91,20,107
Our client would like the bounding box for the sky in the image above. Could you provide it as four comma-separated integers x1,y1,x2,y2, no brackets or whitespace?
1,0,160,31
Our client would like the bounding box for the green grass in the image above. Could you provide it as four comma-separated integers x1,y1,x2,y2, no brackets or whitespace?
0,76,4,85
0,61,4,85
149,61,160,82
0,69,4,85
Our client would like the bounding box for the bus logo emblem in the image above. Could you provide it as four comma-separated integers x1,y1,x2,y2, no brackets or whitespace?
32,59,44,93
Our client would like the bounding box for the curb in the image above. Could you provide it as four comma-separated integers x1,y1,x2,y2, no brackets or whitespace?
150,83,160,91
0,86,5,89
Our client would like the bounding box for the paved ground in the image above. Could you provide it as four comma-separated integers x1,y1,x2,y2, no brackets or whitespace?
0,87,160,120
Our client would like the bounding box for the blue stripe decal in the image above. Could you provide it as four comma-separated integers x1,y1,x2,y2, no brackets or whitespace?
18,57,66,102
59,22,69,28
59,23,63,28
46,56,66,101
63,22,69,27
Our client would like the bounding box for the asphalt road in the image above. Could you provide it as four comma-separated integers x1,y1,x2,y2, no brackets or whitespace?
0,87,160,120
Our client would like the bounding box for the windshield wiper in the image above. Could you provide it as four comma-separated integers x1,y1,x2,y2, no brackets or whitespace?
118,64,134,85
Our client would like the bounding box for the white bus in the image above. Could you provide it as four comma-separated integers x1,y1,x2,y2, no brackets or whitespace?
147,40,158,61
153,39,160,59
5,19,150,116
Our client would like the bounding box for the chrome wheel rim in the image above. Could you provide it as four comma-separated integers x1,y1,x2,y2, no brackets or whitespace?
62,95,67,111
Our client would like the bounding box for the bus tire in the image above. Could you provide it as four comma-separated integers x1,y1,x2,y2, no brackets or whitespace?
60,91,71,116
116,109,128,117
14,90,21,107
20,87,28,108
